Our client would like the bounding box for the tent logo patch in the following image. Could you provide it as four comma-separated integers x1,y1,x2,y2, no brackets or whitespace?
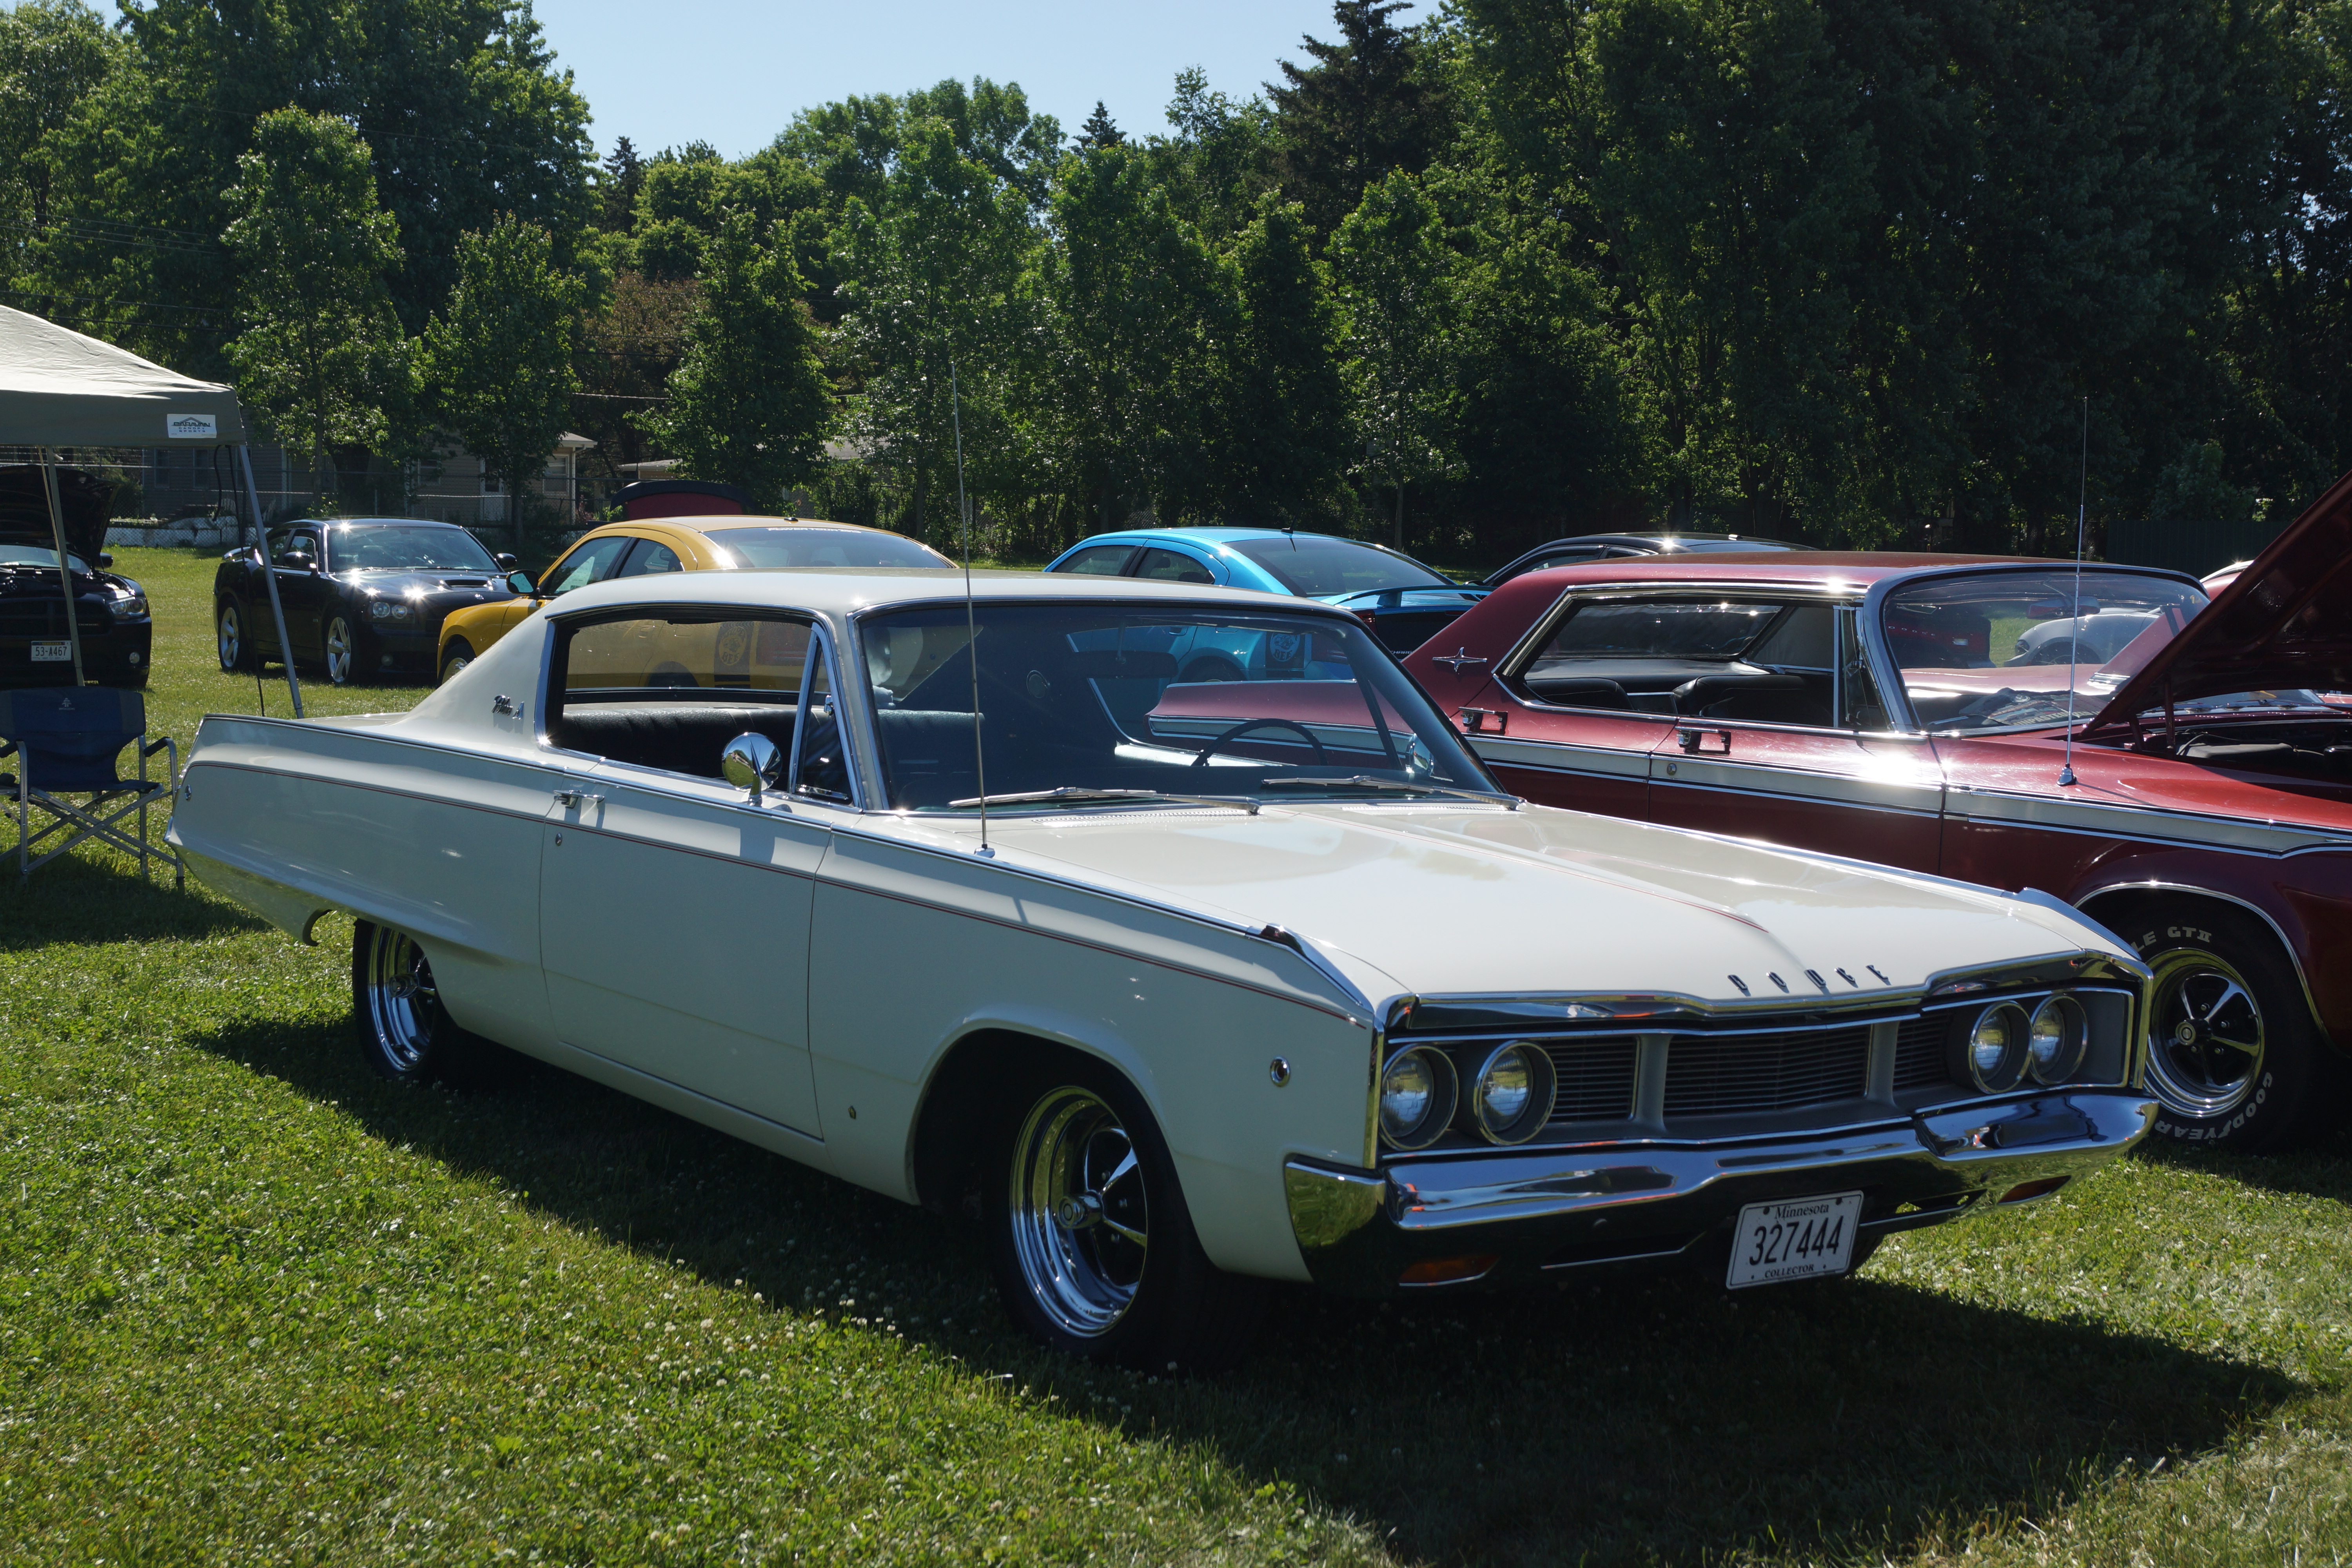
167,414,218,439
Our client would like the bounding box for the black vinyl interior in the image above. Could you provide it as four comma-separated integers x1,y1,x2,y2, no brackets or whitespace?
551,704,797,779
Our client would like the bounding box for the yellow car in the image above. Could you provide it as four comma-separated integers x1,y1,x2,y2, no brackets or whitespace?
434,514,954,684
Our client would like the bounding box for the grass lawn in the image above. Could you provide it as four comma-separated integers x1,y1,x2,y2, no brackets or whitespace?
1,544,2348,1564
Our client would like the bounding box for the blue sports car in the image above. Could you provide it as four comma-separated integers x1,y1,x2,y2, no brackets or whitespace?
1043,528,1487,667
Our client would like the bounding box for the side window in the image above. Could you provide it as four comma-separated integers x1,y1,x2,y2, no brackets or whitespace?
1837,608,1891,731
1133,547,1215,584
1515,596,1830,724
548,610,808,781
544,535,633,595
793,641,852,802
614,539,685,578
1056,544,1136,576
272,529,318,567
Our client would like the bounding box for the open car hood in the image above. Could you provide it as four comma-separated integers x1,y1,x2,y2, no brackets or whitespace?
2089,466,2352,731
0,465,111,566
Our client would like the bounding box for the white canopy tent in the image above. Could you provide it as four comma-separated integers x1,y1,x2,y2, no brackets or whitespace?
0,304,301,712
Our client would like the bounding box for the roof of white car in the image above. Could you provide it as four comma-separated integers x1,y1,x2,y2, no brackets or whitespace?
547,565,1324,620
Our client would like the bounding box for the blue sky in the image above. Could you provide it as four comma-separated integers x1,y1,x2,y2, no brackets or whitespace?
525,0,1385,162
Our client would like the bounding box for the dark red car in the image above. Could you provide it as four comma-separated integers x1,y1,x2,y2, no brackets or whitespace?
1406,480,2352,1152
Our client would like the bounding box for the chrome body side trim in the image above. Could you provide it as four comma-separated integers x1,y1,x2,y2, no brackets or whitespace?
1470,735,1653,779
1651,753,1944,817
1945,784,2352,858
1283,1087,2155,1295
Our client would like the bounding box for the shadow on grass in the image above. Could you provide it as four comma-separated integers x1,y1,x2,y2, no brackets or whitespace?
189,1012,2302,1568
0,844,266,949
2136,1125,2352,1208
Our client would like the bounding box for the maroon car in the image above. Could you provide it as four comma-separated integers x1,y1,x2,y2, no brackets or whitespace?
1406,481,2352,1152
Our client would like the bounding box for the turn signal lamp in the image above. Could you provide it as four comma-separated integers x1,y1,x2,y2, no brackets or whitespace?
1398,1254,1498,1287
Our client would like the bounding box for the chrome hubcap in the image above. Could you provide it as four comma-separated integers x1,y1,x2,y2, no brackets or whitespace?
326,619,352,683
364,928,440,1073
1009,1087,1147,1338
2145,947,2265,1118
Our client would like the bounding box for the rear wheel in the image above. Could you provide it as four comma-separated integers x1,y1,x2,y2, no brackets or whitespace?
352,920,512,1086
2127,898,2336,1152
322,613,358,685
438,640,475,686
216,599,254,672
986,1056,1263,1373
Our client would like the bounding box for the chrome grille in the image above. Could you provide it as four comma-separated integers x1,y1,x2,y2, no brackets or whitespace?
1539,1038,1639,1121
1891,1014,1953,1091
1663,1024,1871,1117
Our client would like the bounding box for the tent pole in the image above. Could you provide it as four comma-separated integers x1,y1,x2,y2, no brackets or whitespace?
40,449,87,688
237,443,302,717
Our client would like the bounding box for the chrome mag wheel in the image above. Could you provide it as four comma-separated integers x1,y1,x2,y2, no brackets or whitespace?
362,926,443,1074
2145,945,2266,1118
1007,1085,1150,1338
216,602,243,671
323,615,356,684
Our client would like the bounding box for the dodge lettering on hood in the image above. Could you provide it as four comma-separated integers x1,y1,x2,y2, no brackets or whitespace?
171,569,2154,1370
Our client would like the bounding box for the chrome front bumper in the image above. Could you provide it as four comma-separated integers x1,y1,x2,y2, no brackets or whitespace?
1284,1088,2156,1296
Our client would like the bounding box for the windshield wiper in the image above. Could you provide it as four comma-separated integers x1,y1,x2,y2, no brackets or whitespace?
946,786,1260,815
1259,775,1519,808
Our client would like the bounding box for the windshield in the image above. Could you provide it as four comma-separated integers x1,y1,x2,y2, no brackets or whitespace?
704,525,953,570
1882,569,2329,730
328,524,498,572
0,543,93,573
859,603,1500,811
1227,535,1455,597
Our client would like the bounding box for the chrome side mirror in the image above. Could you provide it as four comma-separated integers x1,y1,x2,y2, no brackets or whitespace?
720,732,784,801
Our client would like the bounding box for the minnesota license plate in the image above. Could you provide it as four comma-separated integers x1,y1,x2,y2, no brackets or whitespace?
30,642,69,662
1726,1191,1863,1289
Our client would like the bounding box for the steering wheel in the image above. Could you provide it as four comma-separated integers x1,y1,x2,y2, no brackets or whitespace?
1191,718,1328,768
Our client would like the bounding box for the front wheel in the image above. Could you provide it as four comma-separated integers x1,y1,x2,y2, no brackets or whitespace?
352,920,511,1086
438,640,474,686
322,612,359,686
986,1057,1263,1373
2130,899,2337,1152
216,599,255,672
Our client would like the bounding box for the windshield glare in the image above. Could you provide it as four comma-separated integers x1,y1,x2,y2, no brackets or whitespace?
0,543,93,573
1227,535,1454,597
1882,569,2325,730
705,526,953,570
328,524,498,572
859,603,1497,811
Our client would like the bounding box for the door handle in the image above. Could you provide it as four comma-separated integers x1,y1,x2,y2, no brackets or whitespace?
552,789,604,809
1459,706,1507,735
1678,727,1731,755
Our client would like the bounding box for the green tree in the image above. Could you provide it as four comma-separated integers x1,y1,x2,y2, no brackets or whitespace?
1269,0,1452,236
597,136,646,233
419,216,586,550
831,116,1037,543
1209,194,1351,522
36,0,592,374
1077,101,1125,149
635,209,832,510
1329,169,1457,546
0,0,118,290
1145,66,1280,245
221,109,410,506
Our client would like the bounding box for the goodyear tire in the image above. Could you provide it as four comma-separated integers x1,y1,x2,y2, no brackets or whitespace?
986,1053,1264,1373
2130,898,2336,1153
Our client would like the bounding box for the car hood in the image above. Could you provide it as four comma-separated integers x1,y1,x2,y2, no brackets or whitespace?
2090,466,2352,730
338,567,505,595
977,804,2107,1010
0,464,110,564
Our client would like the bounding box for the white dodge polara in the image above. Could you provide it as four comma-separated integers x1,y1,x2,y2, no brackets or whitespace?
171,569,2156,1370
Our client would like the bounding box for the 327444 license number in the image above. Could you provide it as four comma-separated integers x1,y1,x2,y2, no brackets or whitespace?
1726,1191,1863,1289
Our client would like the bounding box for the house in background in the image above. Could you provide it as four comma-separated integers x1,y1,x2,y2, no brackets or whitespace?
121,433,597,530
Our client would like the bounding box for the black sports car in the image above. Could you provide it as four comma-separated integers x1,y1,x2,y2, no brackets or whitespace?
214,517,528,685
1483,530,1812,587
0,465,153,689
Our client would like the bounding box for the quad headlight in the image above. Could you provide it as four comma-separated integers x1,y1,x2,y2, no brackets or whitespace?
2026,994,2089,1083
1469,1042,1556,1145
370,598,415,621
1965,1002,2031,1093
1377,1047,1457,1151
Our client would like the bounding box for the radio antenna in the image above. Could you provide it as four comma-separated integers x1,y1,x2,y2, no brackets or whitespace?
2058,396,2088,787
952,359,990,855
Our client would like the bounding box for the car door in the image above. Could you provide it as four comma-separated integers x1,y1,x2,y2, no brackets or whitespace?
1131,546,1220,585
265,526,326,661
1642,603,1945,872
537,604,834,1136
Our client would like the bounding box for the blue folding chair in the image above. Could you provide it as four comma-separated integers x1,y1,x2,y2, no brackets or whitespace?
0,688,181,887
